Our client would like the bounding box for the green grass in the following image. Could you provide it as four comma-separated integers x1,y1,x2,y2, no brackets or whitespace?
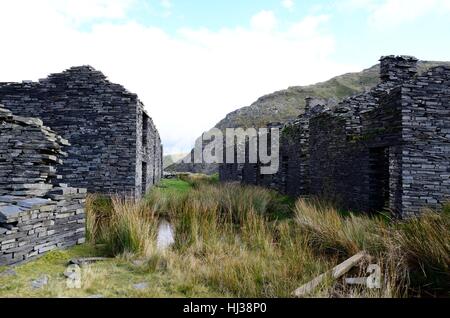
0,245,222,298
157,179,192,195
1,176,449,298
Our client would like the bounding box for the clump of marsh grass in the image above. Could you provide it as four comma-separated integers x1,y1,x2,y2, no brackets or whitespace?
103,196,158,257
395,210,449,270
294,198,389,257
85,194,113,244
169,183,285,251
393,210,450,296
294,198,450,297
86,194,159,258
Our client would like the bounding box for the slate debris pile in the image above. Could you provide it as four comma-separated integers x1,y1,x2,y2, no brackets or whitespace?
0,106,85,266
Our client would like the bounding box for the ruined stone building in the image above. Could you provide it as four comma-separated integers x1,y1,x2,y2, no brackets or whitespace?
220,56,450,218
0,106,85,266
0,66,163,198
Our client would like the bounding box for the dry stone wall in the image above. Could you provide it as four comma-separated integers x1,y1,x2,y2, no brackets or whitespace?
136,102,163,197
0,66,162,199
0,106,85,266
399,66,450,217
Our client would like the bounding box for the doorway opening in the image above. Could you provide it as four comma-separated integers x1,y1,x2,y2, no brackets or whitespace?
142,162,148,196
142,113,149,146
368,147,390,212
282,155,289,193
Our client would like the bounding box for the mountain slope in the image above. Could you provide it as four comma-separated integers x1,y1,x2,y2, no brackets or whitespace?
214,61,448,130
163,153,189,169
167,61,450,174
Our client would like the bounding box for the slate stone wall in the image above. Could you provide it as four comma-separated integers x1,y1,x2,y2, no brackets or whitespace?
136,103,163,197
0,66,162,199
361,88,403,214
399,66,450,217
219,140,244,183
308,112,370,210
219,55,450,218
221,99,320,198
0,106,85,266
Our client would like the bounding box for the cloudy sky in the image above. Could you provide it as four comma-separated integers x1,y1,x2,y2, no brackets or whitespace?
1,0,449,154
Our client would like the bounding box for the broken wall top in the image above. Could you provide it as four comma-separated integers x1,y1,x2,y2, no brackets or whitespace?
306,56,422,135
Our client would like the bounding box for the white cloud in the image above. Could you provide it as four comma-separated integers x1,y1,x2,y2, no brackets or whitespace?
289,15,330,37
0,1,356,154
282,0,295,10
53,0,135,23
370,0,434,28
161,0,172,9
250,10,277,31
342,0,450,29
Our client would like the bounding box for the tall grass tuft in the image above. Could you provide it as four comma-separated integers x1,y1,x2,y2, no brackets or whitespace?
294,198,450,297
294,198,389,257
85,194,113,244
394,210,450,295
86,195,158,258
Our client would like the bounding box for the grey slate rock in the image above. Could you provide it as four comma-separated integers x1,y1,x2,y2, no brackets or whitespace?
0,269,16,277
0,196,22,204
0,205,26,220
16,198,52,209
133,282,148,290
31,275,49,289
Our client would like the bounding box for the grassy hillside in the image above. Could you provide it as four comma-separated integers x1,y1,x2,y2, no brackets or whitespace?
167,61,450,174
163,153,189,169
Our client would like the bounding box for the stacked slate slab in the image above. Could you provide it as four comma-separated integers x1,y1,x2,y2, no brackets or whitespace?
0,66,163,199
0,106,86,266
219,56,450,218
